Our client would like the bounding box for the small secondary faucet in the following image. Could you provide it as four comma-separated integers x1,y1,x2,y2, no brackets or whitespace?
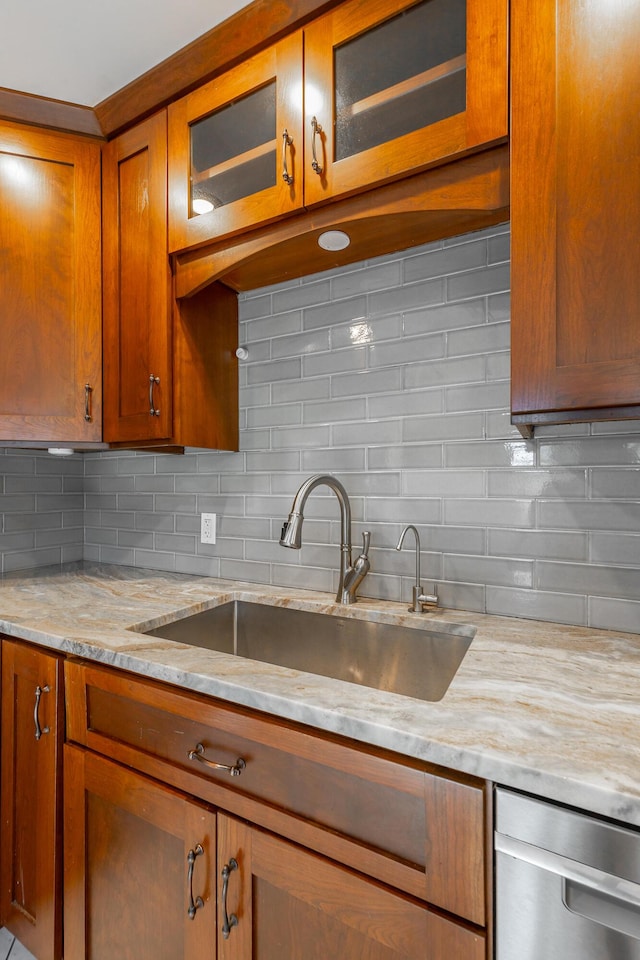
279,474,371,604
395,524,438,613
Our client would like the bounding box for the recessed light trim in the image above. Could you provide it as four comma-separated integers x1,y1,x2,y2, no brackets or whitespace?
317,230,351,251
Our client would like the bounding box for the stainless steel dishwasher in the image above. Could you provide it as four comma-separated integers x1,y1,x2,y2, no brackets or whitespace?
495,787,640,959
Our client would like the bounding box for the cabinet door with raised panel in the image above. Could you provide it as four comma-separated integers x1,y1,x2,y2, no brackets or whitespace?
0,639,63,960
303,0,507,206
102,111,173,443
168,32,303,253
0,121,102,442
217,814,485,960
510,0,640,429
63,745,217,960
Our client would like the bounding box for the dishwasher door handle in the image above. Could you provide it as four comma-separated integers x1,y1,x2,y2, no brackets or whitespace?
496,833,640,912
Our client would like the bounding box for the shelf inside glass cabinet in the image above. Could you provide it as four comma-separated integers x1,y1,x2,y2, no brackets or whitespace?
334,0,467,161
190,81,277,214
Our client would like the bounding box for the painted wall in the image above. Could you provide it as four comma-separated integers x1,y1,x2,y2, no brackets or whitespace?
1,224,639,632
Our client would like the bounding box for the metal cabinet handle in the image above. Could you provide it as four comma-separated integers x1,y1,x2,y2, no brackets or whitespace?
187,844,205,919
149,375,160,417
34,684,50,740
281,129,294,184
221,858,239,939
187,742,246,777
311,116,323,176
84,383,92,422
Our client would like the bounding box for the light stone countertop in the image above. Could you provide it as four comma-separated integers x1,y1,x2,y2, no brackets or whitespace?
1,563,639,827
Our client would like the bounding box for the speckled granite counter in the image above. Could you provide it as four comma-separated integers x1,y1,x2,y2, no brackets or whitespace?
1,564,639,827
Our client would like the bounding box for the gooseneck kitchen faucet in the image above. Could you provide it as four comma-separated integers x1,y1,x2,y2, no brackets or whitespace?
279,474,370,604
395,524,438,612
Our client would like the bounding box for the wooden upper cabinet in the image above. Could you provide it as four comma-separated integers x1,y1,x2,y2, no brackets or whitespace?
168,0,507,254
168,33,304,253
102,111,173,443
303,0,508,207
511,0,640,428
0,122,102,442
0,640,63,960
104,111,239,451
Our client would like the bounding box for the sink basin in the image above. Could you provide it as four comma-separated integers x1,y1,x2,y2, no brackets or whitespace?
142,601,475,702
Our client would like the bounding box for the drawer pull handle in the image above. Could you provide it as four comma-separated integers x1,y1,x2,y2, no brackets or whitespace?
149,374,160,417
84,383,92,422
221,857,239,939
282,129,294,185
187,843,205,919
34,684,50,740
311,116,323,176
187,742,246,777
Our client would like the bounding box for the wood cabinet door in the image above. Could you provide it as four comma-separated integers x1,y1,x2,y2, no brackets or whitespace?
303,0,507,207
63,745,217,960
0,122,102,442
217,814,485,960
102,111,173,443
510,0,640,425
0,640,63,960
168,32,303,254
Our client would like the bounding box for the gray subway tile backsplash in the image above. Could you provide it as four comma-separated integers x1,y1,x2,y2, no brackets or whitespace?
589,597,640,633
302,294,368,331
1,224,639,632
403,237,487,283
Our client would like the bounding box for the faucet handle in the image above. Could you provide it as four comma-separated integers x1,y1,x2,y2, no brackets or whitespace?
360,531,371,557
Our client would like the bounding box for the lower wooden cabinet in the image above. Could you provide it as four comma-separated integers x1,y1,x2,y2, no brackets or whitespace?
63,746,217,960
1,646,490,959
0,639,63,960
63,659,489,959
62,746,485,960
217,814,485,960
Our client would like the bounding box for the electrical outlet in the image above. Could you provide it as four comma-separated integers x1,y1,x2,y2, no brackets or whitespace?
200,513,216,544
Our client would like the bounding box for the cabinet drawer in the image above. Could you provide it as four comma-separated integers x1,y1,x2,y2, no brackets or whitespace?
65,659,487,926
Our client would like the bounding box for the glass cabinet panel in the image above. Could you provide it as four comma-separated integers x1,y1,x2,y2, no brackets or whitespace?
334,0,466,162
304,0,507,207
168,33,303,253
168,0,506,252
190,82,277,215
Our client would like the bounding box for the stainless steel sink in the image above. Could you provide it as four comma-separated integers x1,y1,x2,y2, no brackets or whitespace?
143,601,475,702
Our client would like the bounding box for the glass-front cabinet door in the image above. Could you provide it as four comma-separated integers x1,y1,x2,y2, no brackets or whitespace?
303,0,508,206
168,32,303,253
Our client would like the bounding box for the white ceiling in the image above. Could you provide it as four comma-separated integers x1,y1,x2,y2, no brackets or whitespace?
0,0,251,106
